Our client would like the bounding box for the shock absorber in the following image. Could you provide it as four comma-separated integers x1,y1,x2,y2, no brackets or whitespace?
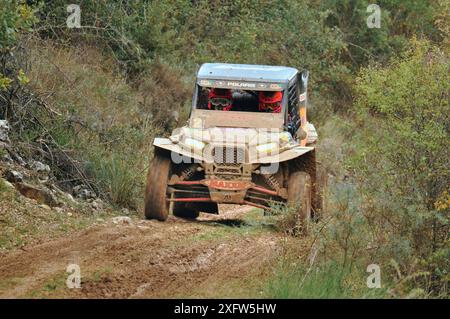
263,174,281,191
180,164,197,181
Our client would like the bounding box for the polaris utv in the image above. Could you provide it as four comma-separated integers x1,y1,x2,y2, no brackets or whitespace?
145,63,325,229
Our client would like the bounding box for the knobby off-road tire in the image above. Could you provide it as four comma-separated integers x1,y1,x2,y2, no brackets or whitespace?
144,153,171,221
287,171,312,234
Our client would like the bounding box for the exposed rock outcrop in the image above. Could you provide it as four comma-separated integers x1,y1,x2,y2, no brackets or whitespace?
4,170,23,183
0,120,10,143
14,182,60,207
73,185,97,200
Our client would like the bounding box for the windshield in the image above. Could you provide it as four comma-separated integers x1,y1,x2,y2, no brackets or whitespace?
195,85,285,113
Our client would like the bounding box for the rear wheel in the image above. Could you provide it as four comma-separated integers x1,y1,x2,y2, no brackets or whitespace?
287,171,312,234
144,152,171,221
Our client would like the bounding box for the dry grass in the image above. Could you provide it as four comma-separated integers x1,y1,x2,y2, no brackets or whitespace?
20,37,190,208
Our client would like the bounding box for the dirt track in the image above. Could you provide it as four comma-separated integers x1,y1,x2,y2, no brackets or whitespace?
0,206,283,298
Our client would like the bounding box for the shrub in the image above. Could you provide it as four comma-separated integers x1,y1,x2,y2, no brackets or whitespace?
319,0,444,68
19,37,186,208
87,153,139,208
0,0,38,51
348,39,449,296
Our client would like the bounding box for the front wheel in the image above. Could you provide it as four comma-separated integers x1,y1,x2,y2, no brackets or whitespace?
287,171,312,234
144,152,171,221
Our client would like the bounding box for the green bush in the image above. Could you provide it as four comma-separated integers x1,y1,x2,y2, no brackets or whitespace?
353,38,449,215
319,0,444,68
0,0,38,51
347,39,449,296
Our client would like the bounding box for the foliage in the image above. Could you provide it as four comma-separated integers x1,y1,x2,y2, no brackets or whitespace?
0,73,13,90
353,39,449,211
346,39,449,296
23,39,172,208
313,0,446,111
0,1,38,94
40,0,347,98
87,154,139,208
37,0,446,116
319,0,444,68
0,0,39,51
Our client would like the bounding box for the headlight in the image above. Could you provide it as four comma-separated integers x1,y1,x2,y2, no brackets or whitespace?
184,137,205,151
279,132,293,143
256,142,278,153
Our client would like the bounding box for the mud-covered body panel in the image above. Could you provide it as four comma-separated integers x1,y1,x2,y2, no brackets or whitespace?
153,125,316,164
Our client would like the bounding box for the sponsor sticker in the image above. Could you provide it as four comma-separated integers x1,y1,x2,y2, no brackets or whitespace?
204,179,252,190
198,79,284,91
270,84,282,90
200,80,212,86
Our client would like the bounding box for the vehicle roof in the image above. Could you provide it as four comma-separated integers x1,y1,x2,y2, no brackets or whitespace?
197,63,298,83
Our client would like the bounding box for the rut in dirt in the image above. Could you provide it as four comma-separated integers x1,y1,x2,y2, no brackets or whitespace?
0,206,282,298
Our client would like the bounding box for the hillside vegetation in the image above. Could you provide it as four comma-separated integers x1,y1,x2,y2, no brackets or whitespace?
0,0,448,297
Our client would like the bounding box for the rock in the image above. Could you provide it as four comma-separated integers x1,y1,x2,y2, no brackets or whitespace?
54,207,63,213
0,120,10,143
65,193,77,203
12,153,26,166
73,185,97,200
112,216,132,225
121,208,130,215
38,204,51,210
28,160,50,181
14,182,59,207
1,152,13,164
51,185,77,205
28,160,50,173
91,198,104,210
4,170,23,183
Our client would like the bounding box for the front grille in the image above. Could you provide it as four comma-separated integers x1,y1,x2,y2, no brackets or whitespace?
213,147,245,164
212,163,243,180
215,166,242,175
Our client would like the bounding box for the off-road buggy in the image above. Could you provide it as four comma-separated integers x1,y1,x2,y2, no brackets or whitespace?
145,63,325,230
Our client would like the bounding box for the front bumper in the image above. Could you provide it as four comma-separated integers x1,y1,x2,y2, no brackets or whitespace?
167,179,287,209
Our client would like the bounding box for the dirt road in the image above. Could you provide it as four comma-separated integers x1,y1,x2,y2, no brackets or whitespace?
0,206,284,298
